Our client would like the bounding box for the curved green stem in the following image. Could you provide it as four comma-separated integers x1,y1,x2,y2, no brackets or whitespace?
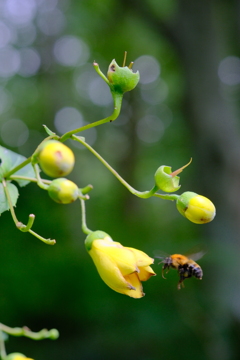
28,229,56,245
2,178,56,245
17,214,35,232
80,199,93,235
60,93,123,142
93,61,110,85
153,193,180,201
33,164,49,190
0,323,59,340
72,135,158,199
2,179,18,225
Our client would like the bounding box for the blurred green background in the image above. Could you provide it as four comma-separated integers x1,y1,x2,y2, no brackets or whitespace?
1,0,240,359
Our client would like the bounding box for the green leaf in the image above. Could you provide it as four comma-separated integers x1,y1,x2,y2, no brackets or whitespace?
0,146,36,187
0,182,19,214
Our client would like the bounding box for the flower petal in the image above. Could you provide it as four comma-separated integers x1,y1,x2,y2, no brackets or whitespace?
123,273,145,298
89,248,136,293
93,240,138,275
138,265,156,281
126,247,154,267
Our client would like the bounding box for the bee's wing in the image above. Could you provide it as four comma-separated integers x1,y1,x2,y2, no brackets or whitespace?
153,249,169,260
185,245,207,261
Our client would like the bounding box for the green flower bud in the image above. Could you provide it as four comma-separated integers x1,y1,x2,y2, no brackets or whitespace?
38,140,75,178
48,178,79,204
176,191,216,224
154,165,181,192
154,159,192,192
107,59,140,93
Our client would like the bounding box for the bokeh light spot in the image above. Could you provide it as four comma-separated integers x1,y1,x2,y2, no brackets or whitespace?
54,107,84,134
4,0,37,25
218,56,240,85
1,118,29,147
15,23,37,47
38,0,59,13
140,79,168,104
0,21,12,48
136,115,164,143
134,55,161,84
53,36,90,67
88,77,112,106
37,8,65,36
18,47,41,77
0,46,20,78
54,106,97,147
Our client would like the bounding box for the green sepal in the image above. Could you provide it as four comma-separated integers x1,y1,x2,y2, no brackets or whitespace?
107,60,140,94
43,125,57,136
85,230,110,252
0,146,35,187
154,165,181,192
0,182,19,215
176,191,198,216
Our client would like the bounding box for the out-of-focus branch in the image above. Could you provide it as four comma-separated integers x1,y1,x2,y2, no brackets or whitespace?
119,0,182,53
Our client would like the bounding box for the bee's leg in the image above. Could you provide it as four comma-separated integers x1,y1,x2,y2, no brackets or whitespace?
162,264,169,279
177,277,185,290
162,268,167,279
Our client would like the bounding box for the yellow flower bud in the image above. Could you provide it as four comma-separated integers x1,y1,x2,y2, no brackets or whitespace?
38,140,75,178
5,353,34,360
85,231,155,298
176,191,216,224
48,178,79,204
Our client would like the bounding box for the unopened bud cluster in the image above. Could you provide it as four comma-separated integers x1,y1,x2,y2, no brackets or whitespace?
154,161,216,224
37,140,79,204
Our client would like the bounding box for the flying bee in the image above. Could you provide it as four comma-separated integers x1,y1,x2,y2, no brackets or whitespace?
154,248,206,290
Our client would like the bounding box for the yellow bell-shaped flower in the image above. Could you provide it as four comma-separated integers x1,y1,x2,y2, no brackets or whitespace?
85,231,155,298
